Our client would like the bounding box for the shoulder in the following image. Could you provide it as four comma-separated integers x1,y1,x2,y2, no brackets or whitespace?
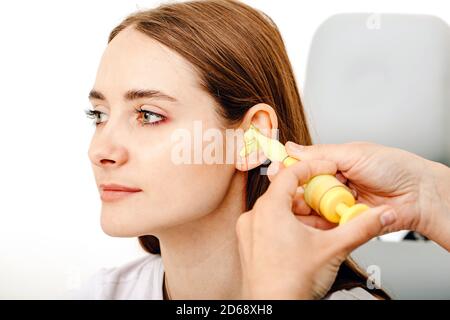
72,254,164,300
324,287,379,300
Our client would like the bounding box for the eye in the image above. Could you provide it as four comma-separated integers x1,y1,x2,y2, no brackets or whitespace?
134,107,167,126
85,109,108,126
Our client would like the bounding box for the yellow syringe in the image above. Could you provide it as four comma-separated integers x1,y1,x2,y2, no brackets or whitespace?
240,125,369,225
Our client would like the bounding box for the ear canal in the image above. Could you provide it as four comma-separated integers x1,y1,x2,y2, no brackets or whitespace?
239,125,259,157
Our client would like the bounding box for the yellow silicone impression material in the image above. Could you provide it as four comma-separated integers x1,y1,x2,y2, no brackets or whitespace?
240,124,369,225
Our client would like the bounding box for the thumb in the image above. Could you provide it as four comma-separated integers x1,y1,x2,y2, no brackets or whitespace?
328,205,397,256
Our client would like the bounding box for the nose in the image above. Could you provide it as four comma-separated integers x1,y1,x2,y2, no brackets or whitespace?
88,131,129,169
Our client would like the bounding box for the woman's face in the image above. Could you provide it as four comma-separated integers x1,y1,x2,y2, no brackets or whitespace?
88,27,238,237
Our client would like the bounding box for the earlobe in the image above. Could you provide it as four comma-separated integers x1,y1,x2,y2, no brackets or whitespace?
234,103,279,172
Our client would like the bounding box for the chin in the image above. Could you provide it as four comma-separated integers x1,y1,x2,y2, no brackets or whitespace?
99,207,166,238
100,210,139,237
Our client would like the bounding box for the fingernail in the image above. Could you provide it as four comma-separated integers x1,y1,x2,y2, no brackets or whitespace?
286,141,304,151
380,210,396,226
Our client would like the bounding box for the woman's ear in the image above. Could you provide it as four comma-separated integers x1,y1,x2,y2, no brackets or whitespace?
235,103,279,172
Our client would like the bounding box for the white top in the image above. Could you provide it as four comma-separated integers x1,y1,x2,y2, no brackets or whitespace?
72,254,164,300
71,254,376,300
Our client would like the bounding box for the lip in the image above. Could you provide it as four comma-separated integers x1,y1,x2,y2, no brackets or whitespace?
99,183,142,202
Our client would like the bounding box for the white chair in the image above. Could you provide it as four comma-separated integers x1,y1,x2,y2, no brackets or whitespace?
303,13,450,165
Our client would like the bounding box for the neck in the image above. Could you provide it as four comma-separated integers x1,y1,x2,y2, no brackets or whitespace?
157,170,247,299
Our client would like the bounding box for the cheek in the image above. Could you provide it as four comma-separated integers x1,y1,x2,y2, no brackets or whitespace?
171,163,235,212
135,137,236,228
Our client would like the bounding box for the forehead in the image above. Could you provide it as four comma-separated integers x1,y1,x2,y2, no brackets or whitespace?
94,26,200,100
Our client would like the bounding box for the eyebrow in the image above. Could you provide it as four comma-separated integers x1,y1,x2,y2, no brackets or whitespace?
88,89,178,103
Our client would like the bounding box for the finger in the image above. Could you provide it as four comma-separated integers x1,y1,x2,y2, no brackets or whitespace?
285,142,365,172
267,160,284,182
292,191,312,216
327,205,397,256
296,215,337,230
335,172,347,184
347,181,359,199
332,172,358,198
265,159,338,212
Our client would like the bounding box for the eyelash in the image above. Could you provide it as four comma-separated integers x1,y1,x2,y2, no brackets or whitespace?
134,107,167,126
84,108,167,126
85,109,106,126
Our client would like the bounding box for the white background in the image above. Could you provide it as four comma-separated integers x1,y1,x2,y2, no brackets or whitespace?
0,0,448,299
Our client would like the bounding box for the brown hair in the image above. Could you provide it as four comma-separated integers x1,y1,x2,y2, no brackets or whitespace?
107,0,389,299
